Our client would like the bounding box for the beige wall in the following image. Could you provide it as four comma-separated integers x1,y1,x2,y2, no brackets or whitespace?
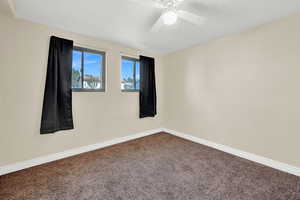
0,12,164,166
163,13,300,167
1,9,300,169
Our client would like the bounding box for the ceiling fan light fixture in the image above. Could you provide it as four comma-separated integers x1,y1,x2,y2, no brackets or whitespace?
163,10,178,25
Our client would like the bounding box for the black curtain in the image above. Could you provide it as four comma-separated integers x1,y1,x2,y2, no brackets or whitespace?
139,55,157,118
40,36,74,134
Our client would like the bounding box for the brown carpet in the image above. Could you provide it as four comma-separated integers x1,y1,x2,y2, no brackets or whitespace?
0,133,299,200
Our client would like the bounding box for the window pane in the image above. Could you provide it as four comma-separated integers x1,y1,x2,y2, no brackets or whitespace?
72,50,82,88
121,59,135,90
135,61,140,90
83,52,102,89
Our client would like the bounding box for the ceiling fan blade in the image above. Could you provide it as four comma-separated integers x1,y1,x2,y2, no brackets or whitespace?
177,10,206,26
150,14,164,32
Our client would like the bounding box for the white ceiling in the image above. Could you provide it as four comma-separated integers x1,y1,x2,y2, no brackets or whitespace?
11,0,300,54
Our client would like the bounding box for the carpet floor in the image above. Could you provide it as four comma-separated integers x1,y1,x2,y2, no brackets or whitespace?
0,132,299,200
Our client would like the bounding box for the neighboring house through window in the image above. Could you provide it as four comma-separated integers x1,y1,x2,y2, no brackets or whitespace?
121,56,140,91
72,47,105,92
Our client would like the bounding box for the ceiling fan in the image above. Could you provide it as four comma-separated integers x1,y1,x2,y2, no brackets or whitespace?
130,0,206,32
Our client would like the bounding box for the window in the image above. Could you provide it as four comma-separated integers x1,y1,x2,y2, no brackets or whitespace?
72,47,105,92
121,57,140,91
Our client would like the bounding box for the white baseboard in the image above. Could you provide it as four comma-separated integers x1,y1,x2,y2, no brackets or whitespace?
1,127,299,177
162,128,300,177
0,128,163,176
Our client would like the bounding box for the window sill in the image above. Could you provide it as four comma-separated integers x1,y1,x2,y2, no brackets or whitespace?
72,89,105,92
121,90,140,93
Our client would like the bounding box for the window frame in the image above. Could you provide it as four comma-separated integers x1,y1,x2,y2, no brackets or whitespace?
72,46,106,92
121,56,140,92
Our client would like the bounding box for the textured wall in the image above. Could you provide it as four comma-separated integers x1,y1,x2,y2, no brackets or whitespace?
1,9,300,169
0,13,164,166
163,13,300,167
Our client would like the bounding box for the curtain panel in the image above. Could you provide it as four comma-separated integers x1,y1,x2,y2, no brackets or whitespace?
40,36,74,134
139,55,157,118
